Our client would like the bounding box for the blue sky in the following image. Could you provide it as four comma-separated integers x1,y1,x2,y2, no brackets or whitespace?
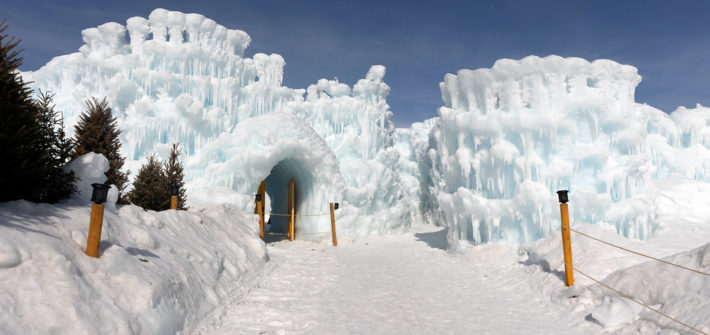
4,0,710,127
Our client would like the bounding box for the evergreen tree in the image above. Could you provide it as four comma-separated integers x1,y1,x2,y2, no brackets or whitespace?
128,154,169,211
164,143,187,210
73,97,129,201
34,90,77,202
0,20,47,202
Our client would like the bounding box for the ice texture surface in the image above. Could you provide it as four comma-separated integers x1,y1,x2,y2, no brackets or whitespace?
23,9,409,239
421,55,710,249
23,9,710,246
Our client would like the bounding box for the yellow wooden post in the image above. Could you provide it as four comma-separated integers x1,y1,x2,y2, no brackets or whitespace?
85,203,105,258
330,202,337,246
288,177,295,241
257,199,265,241
254,180,265,214
557,190,574,286
171,195,178,210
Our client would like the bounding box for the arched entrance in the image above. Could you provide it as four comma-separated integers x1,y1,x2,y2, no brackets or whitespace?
255,157,318,241
195,112,346,240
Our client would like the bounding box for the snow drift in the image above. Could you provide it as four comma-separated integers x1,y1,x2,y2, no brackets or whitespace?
0,153,266,334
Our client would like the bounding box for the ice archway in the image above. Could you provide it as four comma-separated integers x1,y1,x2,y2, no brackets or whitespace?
190,112,345,237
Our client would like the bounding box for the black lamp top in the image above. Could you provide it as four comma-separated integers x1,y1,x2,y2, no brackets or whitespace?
91,183,110,204
556,190,569,204
170,183,179,196
334,202,339,210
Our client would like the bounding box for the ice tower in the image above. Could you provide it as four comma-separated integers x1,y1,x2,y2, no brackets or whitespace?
23,9,410,239
420,56,710,250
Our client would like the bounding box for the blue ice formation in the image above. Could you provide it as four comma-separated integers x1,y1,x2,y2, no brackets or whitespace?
22,9,710,247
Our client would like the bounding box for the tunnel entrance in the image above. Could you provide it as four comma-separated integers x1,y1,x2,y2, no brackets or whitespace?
255,158,311,242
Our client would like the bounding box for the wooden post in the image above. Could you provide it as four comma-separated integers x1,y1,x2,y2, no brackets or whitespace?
330,202,337,246
257,200,265,241
171,195,178,210
85,203,105,258
254,180,265,214
288,177,295,241
560,203,574,286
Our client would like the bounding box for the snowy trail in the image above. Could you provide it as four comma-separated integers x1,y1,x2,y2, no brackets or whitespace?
193,225,595,334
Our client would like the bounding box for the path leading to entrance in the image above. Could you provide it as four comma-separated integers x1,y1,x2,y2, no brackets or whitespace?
194,225,596,334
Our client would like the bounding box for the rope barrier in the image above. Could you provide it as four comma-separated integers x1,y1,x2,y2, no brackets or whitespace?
267,212,330,217
265,232,289,236
570,265,708,335
569,228,710,278
266,231,331,236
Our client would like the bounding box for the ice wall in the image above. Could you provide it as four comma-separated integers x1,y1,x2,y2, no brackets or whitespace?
394,118,438,223
288,66,411,234
425,55,710,250
22,9,411,238
23,8,294,164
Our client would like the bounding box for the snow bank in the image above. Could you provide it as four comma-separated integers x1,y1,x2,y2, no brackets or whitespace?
424,55,710,249
0,200,266,334
62,152,120,206
519,188,710,334
586,243,710,333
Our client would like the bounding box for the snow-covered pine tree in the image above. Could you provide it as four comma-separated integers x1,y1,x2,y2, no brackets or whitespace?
73,97,129,202
128,154,170,211
164,143,187,210
34,90,76,202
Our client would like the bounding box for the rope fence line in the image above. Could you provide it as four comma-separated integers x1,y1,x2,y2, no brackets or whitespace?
570,264,708,335
265,231,331,236
265,232,289,236
569,228,710,278
267,212,330,217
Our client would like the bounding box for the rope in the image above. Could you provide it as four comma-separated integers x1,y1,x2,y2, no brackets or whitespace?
569,228,710,278
265,232,289,236
571,265,708,335
267,212,330,217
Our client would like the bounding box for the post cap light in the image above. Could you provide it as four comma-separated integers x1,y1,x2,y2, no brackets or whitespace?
334,202,339,210
255,193,262,202
557,190,569,204
170,183,179,196
90,183,110,204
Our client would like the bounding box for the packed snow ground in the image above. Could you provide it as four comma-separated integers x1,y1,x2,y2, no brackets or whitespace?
193,219,710,334
193,224,596,335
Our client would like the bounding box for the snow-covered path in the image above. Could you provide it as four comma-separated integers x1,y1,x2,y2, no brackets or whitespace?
194,225,594,334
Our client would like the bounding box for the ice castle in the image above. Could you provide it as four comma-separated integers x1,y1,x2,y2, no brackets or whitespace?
23,9,710,249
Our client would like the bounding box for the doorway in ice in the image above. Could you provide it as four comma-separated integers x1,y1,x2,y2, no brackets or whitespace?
258,158,312,242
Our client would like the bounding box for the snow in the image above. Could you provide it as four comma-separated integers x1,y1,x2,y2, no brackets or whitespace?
0,199,265,334
521,180,710,333
62,152,111,203
194,224,596,334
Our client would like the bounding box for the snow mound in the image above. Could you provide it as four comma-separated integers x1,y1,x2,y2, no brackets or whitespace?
587,243,710,332
0,200,265,334
63,152,109,200
589,296,642,328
